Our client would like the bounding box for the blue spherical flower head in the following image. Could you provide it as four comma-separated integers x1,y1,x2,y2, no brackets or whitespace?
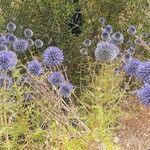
6,22,16,32
0,50,17,71
0,44,8,51
27,60,43,76
105,25,113,33
137,84,150,106
95,41,119,63
127,47,135,55
5,33,12,40
80,48,88,55
110,32,124,45
101,30,110,40
134,38,142,46
24,28,33,38
35,39,43,48
83,39,91,47
0,74,13,88
127,40,133,46
121,53,132,63
127,25,137,35
43,46,64,67
124,58,141,77
48,72,65,86
136,61,150,84
13,39,28,53
0,36,6,44
59,82,74,98
27,39,34,47
8,34,17,43
99,17,106,25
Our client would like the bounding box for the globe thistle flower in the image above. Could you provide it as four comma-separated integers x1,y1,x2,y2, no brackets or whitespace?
95,41,119,63
121,53,132,63
27,39,34,47
5,33,12,40
134,38,142,46
109,32,124,45
127,40,133,46
99,17,106,25
83,39,91,47
8,34,17,43
24,28,33,38
43,46,64,67
0,50,17,71
27,60,43,76
59,82,74,98
127,25,137,35
35,39,43,48
124,58,141,77
1,41,11,48
13,39,28,53
0,74,13,88
101,30,110,40
136,61,150,84
6,22,16,32
105,25,113,33
80,48,88,55
48,72,65,86
0,36,5,44
0,44,7,51
127,47,135,55
137,84,150,106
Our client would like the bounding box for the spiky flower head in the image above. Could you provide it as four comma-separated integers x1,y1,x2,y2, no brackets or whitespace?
24,28,33,38
99,17,106,25
136,61,150,84
13,39,28,53
121,53,132,63
35,39,43,48
43,46,64,67
105,25,113,33
27,60,43,76
109,32,124,45
27,39,34,47
0,74,13,88
134,38,142,46
8,34,17,43
80,48,88,55
127,25,137,35
124,58,141,77
127,40,133,46
101,30,110,40
59,82,74,98
5,33,12,40
48,72,65,86
95,41,119,63
83,39,91,47
0,36,5,44
6,22,16,32
0,44,8,51
137,84,150,106
0,50,17,71
127,47,135,55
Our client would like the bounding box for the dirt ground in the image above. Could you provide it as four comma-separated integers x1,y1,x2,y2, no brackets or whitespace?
115,97,150,150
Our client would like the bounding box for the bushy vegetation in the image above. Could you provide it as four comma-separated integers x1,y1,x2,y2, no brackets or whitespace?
0,0,150,149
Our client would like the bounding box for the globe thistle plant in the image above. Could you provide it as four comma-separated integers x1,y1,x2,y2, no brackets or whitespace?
80,48,88,55
121,53,132,63
0,74,13,88
99,17,106,25
6,21,16,32
109,32,124,45
101,30,110,40
136,61,150,84
127,25,137,35
27,60,43,76
124,58,141,77
48,72,65,86
127,47,136,55
0,50,17,71
43,46,64,67
105,25,113,33
95,41,119,63
35,39,43,48
137,84,150,106
59,82,74,98
0,36,5,44
8,34,17,43
13,39,28,53
134,38,142,46
27,39,34,47
127,40,133,46
24,28,33,38
83,39,91,47
0,44,8,51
